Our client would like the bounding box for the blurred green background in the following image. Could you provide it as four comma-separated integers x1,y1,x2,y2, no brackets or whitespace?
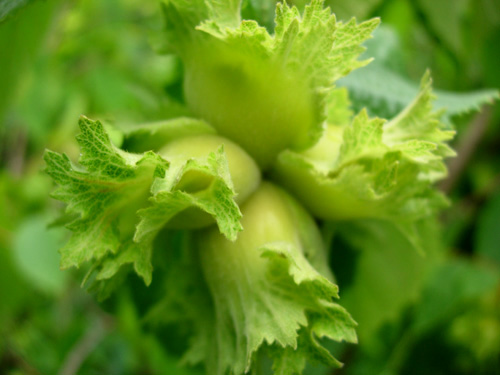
0,0,499,374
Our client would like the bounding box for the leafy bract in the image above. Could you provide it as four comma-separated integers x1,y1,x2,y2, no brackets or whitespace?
190,183,356,374
135,146,243,244
198,0,379,87
272,73,453,250
163,0,379,168
45,116,243,298
146,184,351,375
383,71,456,179
44,116,168,276
157,134,262,207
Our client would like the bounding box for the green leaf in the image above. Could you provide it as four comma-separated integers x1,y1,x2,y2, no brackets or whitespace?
416,0,469,55
336,24,499,120
189,183,356,374
338,58,499,121
332,219,440,350
0,244,29,320
241,0,278,31
160,0,208,52
12,214,68,295
434,88,500,119
323,0,383,21
0,0,57,120
412,259,499,335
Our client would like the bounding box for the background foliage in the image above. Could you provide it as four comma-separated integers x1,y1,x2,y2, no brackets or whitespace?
0,0,499,374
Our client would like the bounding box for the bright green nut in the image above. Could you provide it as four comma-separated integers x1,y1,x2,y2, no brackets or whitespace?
273,156,379,220
183,45,318,170
272,125,379,221
223,182,301,261
159,134,261,229
200,181,330,277
159,134,261,204
197,182,341,373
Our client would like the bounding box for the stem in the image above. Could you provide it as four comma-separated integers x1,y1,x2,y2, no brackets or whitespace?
58,314,113,375
439,106,492,194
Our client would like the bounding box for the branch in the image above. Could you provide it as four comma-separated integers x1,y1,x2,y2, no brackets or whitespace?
439,106,492,194
58,313,113,375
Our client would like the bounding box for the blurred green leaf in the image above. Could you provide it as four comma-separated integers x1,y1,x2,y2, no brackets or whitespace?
325,0,383,20
0,0,57,122
447,294,500,370
12,214,68,294
0,245,29,320
475,190,500,264
0,0,34,23
481,26,500,89
412,259,499,335
338,28,499,121
331,219,440,351
416,0,469,55
241,0,278,31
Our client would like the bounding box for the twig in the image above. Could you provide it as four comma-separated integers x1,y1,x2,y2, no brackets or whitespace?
439,106,493,194
1,126,27,176
58,314,113,375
